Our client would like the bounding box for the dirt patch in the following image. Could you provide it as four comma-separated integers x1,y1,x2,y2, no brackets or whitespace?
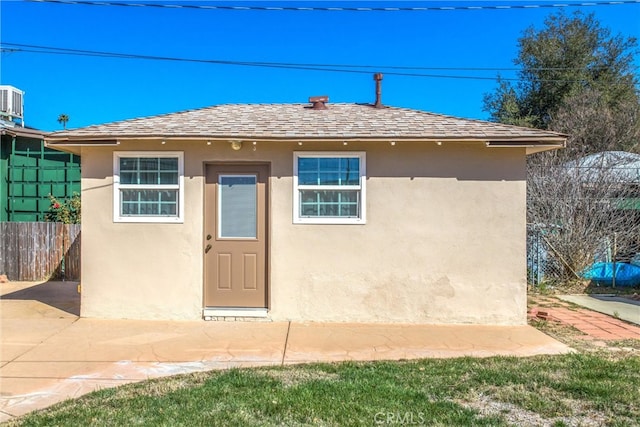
458,393,609,427
529,281,640,296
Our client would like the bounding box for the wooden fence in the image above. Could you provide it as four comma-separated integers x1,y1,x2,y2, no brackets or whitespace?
0,222,81,281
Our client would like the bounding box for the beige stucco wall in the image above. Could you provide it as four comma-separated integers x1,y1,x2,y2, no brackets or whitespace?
79,140,527,324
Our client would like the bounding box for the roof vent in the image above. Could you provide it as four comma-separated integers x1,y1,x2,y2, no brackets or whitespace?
308,95,329,110
0,85,24,126
373,73,383,108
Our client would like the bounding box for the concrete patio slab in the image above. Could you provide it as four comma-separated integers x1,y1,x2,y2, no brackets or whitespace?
1,319,78,350
0,281,572,423
284,322,571,363
13,319,289,363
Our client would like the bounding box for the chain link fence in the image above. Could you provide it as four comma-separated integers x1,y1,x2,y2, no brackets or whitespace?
527,224,640,287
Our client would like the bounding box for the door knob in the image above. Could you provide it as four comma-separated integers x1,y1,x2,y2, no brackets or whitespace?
205,244,212,253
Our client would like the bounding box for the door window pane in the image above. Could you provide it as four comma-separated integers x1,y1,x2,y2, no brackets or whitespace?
219,175,257,238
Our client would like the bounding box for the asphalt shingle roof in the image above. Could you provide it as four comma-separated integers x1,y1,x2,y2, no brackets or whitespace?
46,103,566,142
1,120,45,139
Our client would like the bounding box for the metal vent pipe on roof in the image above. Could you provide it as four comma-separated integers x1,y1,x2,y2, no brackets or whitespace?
374,73,383,108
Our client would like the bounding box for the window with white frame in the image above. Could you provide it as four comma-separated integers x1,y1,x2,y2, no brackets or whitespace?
293,152,366,224
113,152,184,223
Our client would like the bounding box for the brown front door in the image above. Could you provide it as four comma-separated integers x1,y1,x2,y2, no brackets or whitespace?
204,164,268,308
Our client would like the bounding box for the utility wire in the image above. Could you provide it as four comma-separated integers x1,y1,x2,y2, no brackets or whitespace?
0,42,613,72
23,0,640,12
1,46,517,80
1,42,616,83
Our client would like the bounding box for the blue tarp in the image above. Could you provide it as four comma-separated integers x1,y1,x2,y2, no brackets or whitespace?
582,262,640,287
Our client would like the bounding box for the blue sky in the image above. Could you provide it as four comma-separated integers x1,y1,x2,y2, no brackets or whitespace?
1,1,639,131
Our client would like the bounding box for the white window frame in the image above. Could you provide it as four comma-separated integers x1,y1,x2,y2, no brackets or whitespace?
113,151,185,223
293,151,366,224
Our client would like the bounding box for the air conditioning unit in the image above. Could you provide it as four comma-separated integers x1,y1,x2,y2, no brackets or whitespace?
0,85,24,126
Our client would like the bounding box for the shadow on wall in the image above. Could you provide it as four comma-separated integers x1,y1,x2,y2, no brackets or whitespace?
83,141,527,182
1,281,80,316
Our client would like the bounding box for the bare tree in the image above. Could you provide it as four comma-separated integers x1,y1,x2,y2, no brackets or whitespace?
550,88,640,157
528,150,640,283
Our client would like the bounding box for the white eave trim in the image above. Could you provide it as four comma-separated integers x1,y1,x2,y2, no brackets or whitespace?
484,140,566,155
45,140,120,147
43,136,567,152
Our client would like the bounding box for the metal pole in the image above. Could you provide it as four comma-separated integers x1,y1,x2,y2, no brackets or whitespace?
536,227,542,286
612,232,617,288
9,136,15,221
40,139,45,221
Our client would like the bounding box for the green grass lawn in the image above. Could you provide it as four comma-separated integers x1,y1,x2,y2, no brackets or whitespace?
6,353,640,427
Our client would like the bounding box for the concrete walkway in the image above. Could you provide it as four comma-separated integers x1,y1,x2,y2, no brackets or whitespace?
558,294,640,325
1,281,570,422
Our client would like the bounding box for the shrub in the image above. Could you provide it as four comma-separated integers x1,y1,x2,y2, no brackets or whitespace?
46,193,81,224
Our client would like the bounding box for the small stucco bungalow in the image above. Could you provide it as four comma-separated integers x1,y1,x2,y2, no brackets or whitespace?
46,96,565,324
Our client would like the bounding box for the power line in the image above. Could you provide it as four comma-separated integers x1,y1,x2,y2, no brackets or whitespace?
0,43,607,83
23,0,640,12
2,42,614,83
2,42,599,72
1,46,515,80
0,42,592,71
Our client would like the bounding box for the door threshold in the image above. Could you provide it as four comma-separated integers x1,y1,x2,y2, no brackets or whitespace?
203,307,268,318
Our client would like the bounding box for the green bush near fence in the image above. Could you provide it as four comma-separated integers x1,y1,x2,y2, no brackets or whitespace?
45,193,81,224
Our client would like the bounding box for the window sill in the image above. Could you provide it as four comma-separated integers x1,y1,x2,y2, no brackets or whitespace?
114,216,184,224
294,218,366,225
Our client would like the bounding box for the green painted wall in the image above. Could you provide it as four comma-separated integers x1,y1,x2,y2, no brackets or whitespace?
0,139,7,222
1,135,80,222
